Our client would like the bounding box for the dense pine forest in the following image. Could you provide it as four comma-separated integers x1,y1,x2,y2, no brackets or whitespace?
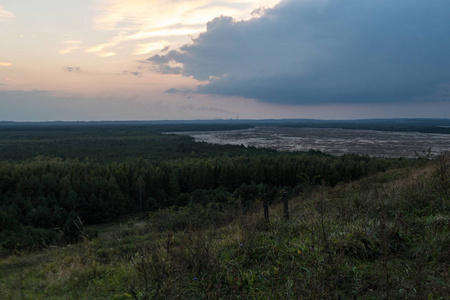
1,123,448,299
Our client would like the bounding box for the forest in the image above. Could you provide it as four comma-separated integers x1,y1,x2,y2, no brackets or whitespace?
0,124,425,253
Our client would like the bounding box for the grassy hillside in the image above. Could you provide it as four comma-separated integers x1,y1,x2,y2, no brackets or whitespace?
1,155,448,299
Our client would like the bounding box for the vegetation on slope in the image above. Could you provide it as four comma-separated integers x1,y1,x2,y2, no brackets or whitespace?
0,125,424,255
1,153,448,299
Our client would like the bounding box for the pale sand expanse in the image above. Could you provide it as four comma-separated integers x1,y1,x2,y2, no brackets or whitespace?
175,127,450,158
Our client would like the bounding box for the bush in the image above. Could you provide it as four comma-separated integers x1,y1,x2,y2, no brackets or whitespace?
0,225,59,254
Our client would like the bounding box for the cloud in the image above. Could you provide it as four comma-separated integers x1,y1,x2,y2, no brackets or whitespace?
0,6,15,21
62,66,82,73
59,40,83,54
86,0,279,56
0,62,12,67
119,71,142,78
134,40,171,55
59,48,80,55
148,0,450,105
94,0,279,31
99,52,117,57
165,87,193,94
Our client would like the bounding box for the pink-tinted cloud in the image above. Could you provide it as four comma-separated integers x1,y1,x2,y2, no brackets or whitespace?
0,6,15,20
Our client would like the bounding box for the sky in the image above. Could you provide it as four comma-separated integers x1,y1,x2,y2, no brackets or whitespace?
1,0,450,121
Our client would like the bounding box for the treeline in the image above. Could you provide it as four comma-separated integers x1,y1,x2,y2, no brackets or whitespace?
0,152,423,253
281,119,450,134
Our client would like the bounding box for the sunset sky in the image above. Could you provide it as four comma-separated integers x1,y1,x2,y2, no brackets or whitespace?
1,0,450,121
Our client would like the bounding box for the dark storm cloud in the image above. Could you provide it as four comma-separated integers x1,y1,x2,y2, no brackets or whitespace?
148,0,450,105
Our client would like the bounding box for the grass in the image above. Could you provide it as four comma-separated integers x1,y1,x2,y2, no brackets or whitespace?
1,161,449,299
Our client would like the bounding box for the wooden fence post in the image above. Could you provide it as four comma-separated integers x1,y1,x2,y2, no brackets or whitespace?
263,193,269,222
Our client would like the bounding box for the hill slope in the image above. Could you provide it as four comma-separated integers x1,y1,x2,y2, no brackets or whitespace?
1,157,449,299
